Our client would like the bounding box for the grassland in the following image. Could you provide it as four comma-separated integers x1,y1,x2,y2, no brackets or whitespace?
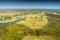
0,9,60,40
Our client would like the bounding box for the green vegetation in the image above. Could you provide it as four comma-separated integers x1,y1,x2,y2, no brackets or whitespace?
0,10,60,40
0,24,30,40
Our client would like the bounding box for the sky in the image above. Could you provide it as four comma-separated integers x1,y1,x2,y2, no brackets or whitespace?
0,1,60,9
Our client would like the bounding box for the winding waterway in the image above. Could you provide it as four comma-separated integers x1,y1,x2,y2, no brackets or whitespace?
0,18,25,26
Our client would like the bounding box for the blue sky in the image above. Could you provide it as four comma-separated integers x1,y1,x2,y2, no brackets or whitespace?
0,1,60,9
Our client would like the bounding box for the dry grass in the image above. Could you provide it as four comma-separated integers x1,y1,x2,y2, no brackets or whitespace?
23,35,55,40
18,14,48,29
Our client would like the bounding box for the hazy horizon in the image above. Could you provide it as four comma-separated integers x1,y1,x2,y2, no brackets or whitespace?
0,1,60,9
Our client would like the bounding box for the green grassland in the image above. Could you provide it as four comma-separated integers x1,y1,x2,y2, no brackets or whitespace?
0,10,60,40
